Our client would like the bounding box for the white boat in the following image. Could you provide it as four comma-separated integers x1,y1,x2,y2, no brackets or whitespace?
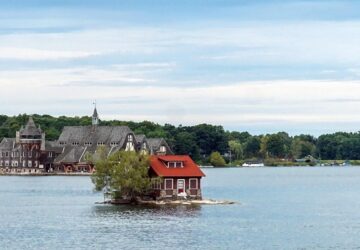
242,162,265,167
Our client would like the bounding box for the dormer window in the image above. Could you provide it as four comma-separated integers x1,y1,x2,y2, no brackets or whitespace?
97,142,105,146
167,161,183,168
125,135,135,151
72,142,80,146
110,142,119,146
59,141,66,145
85,142,92,146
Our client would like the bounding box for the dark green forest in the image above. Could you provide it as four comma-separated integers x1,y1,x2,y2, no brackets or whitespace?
1,114,360,163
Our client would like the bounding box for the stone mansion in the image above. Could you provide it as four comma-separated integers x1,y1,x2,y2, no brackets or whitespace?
0,109,172,174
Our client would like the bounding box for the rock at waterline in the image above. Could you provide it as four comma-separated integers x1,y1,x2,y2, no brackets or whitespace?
95,198,237,206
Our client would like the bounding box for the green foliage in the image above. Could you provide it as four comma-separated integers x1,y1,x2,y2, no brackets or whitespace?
2,114,360,161
291,138,316,159
173,132,200,160
228,140,243,160
209,151,226,167
91,149,154,199
243,136,261,158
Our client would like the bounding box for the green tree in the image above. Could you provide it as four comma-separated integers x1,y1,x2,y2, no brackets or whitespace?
243,136,261,158
228,140,243,160
209,151,226,167
266,134,286,158
91,149,155,200
291,138,316,159
174,132,200,160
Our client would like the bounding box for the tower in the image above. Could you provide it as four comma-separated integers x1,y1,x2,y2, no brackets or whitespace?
92,103,99,126
18,117,44,171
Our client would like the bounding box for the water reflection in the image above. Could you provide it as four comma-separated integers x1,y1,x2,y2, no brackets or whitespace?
92,204,202,218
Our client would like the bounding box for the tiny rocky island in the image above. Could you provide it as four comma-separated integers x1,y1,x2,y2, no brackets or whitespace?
91,149,234,206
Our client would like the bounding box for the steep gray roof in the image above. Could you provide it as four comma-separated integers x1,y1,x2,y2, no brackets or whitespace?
20,117,42,136
146,138,173,154
135,134,146,143
54,145,86,163
45,141,63,153
58,126,133,146
0,138,16,150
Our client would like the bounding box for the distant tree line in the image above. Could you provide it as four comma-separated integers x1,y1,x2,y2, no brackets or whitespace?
1,114,360,163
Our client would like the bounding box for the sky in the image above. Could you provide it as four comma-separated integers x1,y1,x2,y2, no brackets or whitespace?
1,0,360,135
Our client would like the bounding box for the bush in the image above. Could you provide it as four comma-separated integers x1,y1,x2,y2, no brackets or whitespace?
209,151,226,167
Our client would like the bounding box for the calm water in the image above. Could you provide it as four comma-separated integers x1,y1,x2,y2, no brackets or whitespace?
1,167,360,249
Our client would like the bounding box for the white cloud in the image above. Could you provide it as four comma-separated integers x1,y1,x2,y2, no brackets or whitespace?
1,78,360,132
0,47,100,61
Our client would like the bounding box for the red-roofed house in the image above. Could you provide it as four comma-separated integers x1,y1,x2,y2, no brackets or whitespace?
149,155,205,200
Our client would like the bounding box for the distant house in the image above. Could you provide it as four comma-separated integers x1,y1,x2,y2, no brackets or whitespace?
0,108,173,174
135,135,173,156
0,117,60,174
149,155,205,200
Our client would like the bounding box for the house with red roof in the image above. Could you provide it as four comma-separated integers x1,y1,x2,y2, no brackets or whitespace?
149,155,205,200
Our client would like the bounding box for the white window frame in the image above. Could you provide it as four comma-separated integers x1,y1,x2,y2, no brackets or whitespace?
152,179,161,190
177,179,185,194
167,161,183,168
164,178,173,190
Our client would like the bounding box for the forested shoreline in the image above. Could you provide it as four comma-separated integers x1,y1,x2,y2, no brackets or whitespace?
1,114,360,164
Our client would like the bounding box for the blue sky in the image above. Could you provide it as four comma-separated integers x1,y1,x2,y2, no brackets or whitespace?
1,0,360,135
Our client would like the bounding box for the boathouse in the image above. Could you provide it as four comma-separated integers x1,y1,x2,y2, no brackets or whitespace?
149,155,205,200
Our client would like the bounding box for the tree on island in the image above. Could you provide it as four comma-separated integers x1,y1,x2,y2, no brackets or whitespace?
91,147,157,201
209,151,226,167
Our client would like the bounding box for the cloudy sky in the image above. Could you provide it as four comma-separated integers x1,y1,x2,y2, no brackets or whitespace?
1,0,360,135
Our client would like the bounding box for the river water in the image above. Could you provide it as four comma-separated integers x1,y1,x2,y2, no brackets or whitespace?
1,167,360,249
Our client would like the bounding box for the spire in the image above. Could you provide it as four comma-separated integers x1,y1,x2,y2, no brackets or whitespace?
92,101,99,126
20,116,42,137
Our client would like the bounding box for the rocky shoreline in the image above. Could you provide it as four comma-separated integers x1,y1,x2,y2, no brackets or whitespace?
97,198,236,206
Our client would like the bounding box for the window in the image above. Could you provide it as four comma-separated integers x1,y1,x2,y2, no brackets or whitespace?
59,141,67,145
85,142,92,146
167,161,183,168
152,180,161,189
5,152,9,157
97,142,105,146
125,135,135,151
72,142,80,146
48,152,53,157
160,146,166,152
28,161,32,167
165,179,173,190
189,178,198,189
110,142,119,146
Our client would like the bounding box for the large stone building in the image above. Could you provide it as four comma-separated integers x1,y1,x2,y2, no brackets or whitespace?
0,108,173,174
